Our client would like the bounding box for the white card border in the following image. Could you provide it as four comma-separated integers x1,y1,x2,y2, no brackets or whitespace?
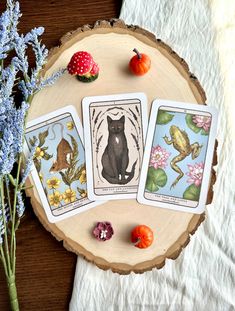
137,99,218,214
24,105,104,223
82,92,148,201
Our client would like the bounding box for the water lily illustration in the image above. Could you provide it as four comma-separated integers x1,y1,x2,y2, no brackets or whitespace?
48,191,63,207
186,162,204,186
66,121,74,130
63,189,76,203
79,169,86,184
149,145,171,169
46,177,61,189
192,115,211,132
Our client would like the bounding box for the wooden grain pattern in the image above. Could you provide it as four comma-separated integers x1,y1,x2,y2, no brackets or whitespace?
25,19,217,275
0,1,122,310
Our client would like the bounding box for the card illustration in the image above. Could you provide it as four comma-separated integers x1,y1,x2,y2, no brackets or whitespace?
163,124,203,189
25,106,101,223
138,100,218,214
101,115,137,185
83,93,147,200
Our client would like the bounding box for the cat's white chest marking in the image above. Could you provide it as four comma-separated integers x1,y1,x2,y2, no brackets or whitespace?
115,137,119,144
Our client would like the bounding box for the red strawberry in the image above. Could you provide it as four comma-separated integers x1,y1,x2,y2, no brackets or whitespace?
67,51,99,83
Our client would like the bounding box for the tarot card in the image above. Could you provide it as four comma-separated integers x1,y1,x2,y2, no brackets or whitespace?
82,93,148,200
137,99,218,214
24,106,102,223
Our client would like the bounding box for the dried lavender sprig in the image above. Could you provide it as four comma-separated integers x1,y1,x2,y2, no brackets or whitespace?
0,0,21,59
0,1,65,308
0,205,10,244
16,191,24,218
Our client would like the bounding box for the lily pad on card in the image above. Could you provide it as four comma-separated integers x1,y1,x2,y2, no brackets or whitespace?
145,167,167,192
183,184,201,201
156,110,174,125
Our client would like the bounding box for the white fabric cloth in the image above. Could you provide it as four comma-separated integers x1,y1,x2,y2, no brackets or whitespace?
70,1,235,310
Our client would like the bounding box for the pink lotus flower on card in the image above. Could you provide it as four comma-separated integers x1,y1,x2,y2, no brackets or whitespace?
192,115,211,132
149,145,171,169
186,162,204,186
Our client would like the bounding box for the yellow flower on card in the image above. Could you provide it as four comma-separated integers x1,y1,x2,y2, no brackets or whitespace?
63,189,76,203
34,147,44,159
49,191,62,207
79,169,86,184
66,121,74,130
46,177,61,189
80,189,87,198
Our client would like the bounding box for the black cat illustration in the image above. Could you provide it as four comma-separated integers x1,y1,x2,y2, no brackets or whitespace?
101,115,137,184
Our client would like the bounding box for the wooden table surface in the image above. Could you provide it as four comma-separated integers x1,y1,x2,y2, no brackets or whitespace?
0,1,122,310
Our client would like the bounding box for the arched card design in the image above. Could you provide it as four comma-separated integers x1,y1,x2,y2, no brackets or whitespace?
82,93,148,201
24,106,103,223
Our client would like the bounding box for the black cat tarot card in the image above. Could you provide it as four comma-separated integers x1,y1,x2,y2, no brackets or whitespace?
82,93,148,200
24,106,102,223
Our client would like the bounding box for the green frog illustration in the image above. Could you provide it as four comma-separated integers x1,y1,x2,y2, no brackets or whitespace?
163,125,203,188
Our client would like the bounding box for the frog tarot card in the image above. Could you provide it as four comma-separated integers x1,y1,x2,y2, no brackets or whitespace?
24,106,103,223
82,93,148,201
137,99,218,214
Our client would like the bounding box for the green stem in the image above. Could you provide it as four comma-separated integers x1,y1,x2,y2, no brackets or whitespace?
8,174,16,187
0,59,4,79
0,178,11,276
15,219,20,232
0,246,8,278
10,155,22,271
12,235,16,275
7,273,19,311
9,94,35,272
20,185,34,191
5,176,13,220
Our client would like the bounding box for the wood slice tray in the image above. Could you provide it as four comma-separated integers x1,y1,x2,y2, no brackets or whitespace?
25,19,217,274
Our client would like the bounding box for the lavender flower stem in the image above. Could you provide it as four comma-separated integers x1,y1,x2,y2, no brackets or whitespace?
12,230,16,274
10,95,33,266
0,178,11,275
0,2,65,307
0,246,8,277
10,154,22,272
0,60,3,79
5,176,13,221
7,174,16,187
15,219,20,231
7,273,19,311
21,185,33,190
